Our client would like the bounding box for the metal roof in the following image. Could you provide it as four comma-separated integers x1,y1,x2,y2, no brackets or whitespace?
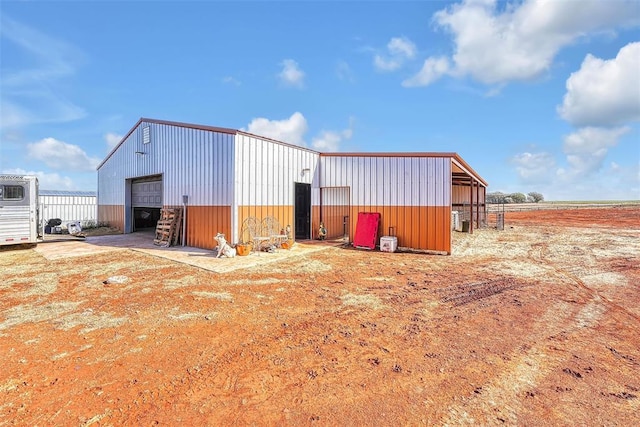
40,190,97,197
97,117,488,187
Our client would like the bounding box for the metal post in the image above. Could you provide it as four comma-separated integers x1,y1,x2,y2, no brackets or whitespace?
470,178,474,234
182,195,188,247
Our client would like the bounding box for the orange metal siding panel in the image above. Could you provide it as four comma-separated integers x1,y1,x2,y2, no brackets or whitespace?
186,206,231,250
318,204,349,239
410,206,420,249
312,205,321,239
403,205,411,248
348,205,451,252
238,205,294,241
437,207,443,253
97,205,124,232
430,206,439,250
417,205,425,249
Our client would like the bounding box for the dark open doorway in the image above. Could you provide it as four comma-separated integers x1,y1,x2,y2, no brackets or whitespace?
294,182,311,240
133,207,160,230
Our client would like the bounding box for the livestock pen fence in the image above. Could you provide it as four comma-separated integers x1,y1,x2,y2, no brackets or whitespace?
452,202,489,231
485,202,640,230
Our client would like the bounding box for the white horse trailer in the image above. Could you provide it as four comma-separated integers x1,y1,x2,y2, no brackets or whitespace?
0,175,40,246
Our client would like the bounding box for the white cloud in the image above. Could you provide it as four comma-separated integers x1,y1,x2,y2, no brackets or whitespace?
510,151,557,184
402,57,451,87
562,126,630,176
388,37,417,59
374,36,417,72
311,131,343,152
549,159,639,200
222,76,241,86
558,42,640,127
243,113,355,152
243,112,308,146
104,133,123,149
374,55,402,72
511,126,636,200
27,137,102,172
1,168,74,190
278,59,305,88
311,118,355,152
0,15,86,129
407,0,640,86
336,60,355,82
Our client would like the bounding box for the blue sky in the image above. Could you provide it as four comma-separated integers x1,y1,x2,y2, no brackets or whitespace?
1,0,639,200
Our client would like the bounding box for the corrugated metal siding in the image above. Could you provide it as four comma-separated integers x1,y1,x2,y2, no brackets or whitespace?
97,205,124,231
452,183,486,225
452,185,471,205
40,190,96,197
238,205,294,243
40,194,97,226
185,205,231,250
346,205,451,252
98,121,235,232
98,122,234,206
317,187,349,239
233,133,319,242
319,156,451,206
318,156,452,252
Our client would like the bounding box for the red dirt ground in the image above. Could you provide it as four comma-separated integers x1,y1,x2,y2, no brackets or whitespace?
504,205,640,228
1,206,639,426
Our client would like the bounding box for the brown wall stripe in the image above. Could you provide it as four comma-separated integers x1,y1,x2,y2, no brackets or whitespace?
97,205,125,232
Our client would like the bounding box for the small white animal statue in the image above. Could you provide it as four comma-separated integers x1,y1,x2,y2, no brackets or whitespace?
214,233,237,258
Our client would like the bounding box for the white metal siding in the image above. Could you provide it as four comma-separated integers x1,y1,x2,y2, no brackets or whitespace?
234,134,319,206
318,156,451,207
321,187,350,205
98,122,235,207
40,194,97,226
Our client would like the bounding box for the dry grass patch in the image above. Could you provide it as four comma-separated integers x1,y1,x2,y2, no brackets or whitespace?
1,271,59,294
0,301,80,332
228,278,294,286
192,291,233,301
167,312,205,321
54,309,128,334
340,292,384,310
268,258,332,274
164,275,198,290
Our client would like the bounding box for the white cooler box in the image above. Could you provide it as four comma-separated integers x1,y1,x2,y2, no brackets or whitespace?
380,236,397,253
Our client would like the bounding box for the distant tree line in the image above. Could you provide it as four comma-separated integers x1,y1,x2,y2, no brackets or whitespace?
487,191,544,204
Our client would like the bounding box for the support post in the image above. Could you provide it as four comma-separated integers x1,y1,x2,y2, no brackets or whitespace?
182,195,188,247
470,178,474,234
475,180,480,228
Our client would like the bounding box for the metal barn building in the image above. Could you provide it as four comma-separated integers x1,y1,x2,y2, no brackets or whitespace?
97,118,487,254
40,190,97,227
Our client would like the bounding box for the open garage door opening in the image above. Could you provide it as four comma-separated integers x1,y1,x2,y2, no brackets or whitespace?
131,176,162,231
133,207,160,230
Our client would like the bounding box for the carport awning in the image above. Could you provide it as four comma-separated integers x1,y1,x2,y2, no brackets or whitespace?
452,156,487,188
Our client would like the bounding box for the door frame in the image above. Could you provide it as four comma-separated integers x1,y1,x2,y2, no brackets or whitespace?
294,182,311,240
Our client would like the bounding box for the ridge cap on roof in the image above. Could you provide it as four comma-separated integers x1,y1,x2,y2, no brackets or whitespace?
96,118,487,186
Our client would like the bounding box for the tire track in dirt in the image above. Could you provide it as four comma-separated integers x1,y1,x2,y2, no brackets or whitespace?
441,298,581,425
533,230,640,324
442,225,638,425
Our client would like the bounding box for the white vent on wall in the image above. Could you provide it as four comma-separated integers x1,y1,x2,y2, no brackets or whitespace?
143,126,151,144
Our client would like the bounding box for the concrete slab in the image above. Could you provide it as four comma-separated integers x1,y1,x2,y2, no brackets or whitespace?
33,231,334,273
